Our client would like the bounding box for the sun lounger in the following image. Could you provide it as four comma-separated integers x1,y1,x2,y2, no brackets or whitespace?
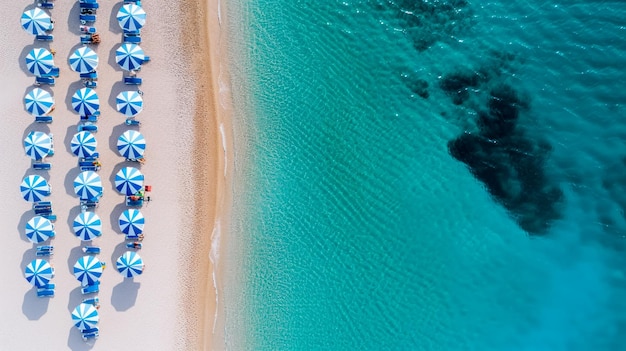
80,35,94,45
37,245,54,251
143,55,151,63
78,160,98,167
40,67,59,78
82,332,99,341
35,115,53,123
124,76,142,85
40,214,56,222
80,72,97,80
37,289,55,298
32,162,52,170
81,201,99,211
81,281,100,295
82,152,99,161
80,2,99,10
35,34,54,42
83,297,100,306
79,165,100,172
125,118,141,126
79,25,97,34
82,246,101,255
79,115,98,123
77,123,98,132
126,196,144,207
34,76,55,86
79,14,96,24
123,33,141,44
82,327,99,335
33,201,52,208
80,0,99,3
36,250,53,257
83,80,97,88
38,283,55,291
126,242,142,249
37,2,54,9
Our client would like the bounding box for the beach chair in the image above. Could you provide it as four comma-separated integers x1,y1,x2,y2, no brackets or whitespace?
81,281,100,295
79,14,96,24
82,246,101,255
79,2,99,10
37,289,55,298
124,76,142,85
35,115,53,123
80,115,98,123
37,2,54,9
35,34,54,42
123,33,141,44
77,123,98,132
32,162,52,170
34,76,55,86
125,118,141,126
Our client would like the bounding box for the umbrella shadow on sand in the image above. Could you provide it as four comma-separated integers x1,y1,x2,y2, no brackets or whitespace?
67,325,96,351
110,242,141,311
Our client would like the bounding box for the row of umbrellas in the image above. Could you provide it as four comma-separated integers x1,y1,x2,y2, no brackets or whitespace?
25,251,145,288
23,130,145,162
20,167,145,203
23,88,144,117
21,5,146,36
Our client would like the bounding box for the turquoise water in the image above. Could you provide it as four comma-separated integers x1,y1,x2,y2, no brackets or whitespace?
225,1,626,350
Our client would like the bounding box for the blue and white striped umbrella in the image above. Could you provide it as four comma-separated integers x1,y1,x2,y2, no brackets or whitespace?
72,212,102,241
24,131,53,161
25,48,55,76
74,171,102,201
70,131,97,158
118,209,145,236
114,167,144,195
72,303,99,331
69,47,99,73
116,251,144,278
116,91,143,116
73,256,103,286
21,8,52,36
115,43,145,71
117,130,146,160
25,216,55,244
24,259,53,287
71,88,100,116
20,175,50,202
117,4,146,32
24,88,54,116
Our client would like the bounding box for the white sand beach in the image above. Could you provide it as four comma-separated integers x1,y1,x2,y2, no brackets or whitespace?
0,0,232,349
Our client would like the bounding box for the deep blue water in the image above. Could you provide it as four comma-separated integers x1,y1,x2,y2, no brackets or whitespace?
225,1,626,350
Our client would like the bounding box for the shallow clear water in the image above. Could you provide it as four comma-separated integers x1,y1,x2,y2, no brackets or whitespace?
225,1,626,350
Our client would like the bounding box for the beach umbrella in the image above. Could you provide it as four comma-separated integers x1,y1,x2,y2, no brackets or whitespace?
71,303,99,331
25,48,55,76
114,167,144,195
20,175,50,202
118,209,145,236
23,131,53,161
25,216,55,244
70,131,97,158
72,212,102,241
73,256,103,286
115,43,145,71
69,47,99,73
116,251,144,278
71,88,100,116
24,88,54,116
21,8,52,36
117,130,146,160
117,4,146,32
115,91,143,116
24,259,53,287
73,171,103,201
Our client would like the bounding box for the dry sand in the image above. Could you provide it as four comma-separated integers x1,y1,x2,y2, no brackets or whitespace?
0,0,232,349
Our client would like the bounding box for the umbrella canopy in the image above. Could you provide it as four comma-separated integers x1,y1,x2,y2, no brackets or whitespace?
24,88,54,116
21,8,52,36
114,167,144,195
23,131,53,161
71,88,100,116
24,259,53,287
72,212,102,241
115,43,145,71
117,130,146,160
73,171,102,201
25,216,55,244
72,303,99,331
25,48,55,76
115,91,143,116
20,175,50,202
117,4,146,32
118,209,145,236
69,46,99,73
116,251,144,278
70,131,97,158
73,256,103,286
